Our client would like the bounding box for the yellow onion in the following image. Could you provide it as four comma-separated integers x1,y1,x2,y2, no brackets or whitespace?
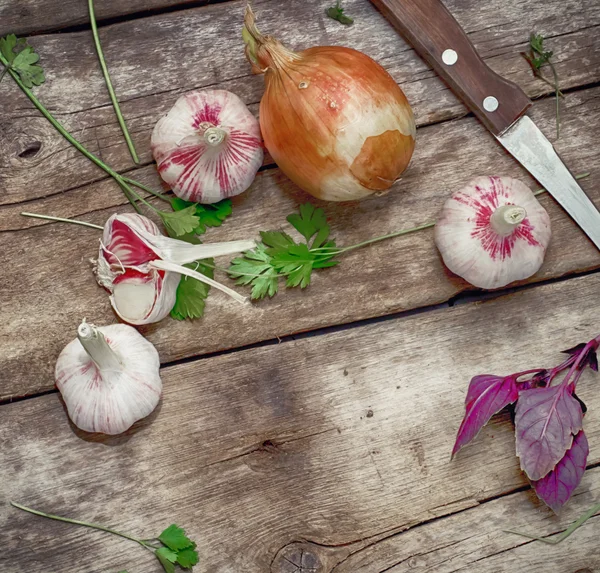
242,6,416,202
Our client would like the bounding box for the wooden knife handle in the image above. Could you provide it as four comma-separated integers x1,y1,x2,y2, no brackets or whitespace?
371,0,531,134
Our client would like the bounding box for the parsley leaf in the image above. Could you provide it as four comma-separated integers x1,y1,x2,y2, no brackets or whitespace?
170,260,214,320
156,547,178,573
171,198,233,235
522,33,562,138
528,33,553,69
287,203,330,246
229,243,279,300
0,34,45,88
160,205,200,237
228,203,339,299
159,524,195,551
326,1,354,26
176,546,199,568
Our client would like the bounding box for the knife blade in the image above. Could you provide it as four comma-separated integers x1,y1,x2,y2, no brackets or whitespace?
369,0,600,250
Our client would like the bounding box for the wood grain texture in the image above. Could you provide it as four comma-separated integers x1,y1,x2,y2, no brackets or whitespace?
1,88,599,401
1,273,599,572
0,0,599,206
0,0,220,36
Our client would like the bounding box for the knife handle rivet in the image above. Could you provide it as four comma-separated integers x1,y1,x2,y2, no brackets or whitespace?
442,49,458,65
483,96,499,112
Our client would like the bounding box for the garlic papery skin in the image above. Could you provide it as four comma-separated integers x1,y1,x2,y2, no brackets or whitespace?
243,6,416,202
95,213,255,325
434,176,551,289
55,320,162,435
151,90,263,204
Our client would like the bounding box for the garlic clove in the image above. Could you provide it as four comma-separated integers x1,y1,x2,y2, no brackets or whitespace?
110,268,180,325
435,176,551,289
151,89,263,204
96,213,254,324
55,321,162,435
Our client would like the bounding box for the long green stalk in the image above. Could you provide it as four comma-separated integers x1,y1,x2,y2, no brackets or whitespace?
0,50,164,214
21,212,104,230
88,0,139,164
505,502,600,544
11,502,155,552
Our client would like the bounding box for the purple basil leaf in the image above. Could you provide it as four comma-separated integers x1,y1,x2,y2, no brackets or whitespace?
532,430,589,513
562,343,586,356
515,385,584,481
452,375,519,457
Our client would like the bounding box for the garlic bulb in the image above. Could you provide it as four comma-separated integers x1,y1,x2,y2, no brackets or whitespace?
151,90,263,204
96,213,255,325
435,176,551,289
242,6,416,202
55,320,162,435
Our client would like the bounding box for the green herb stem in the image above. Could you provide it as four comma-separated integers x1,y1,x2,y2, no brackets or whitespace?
122,176,172,203
88,0,139,164
10,502,154,552
21,212,104,230
505,502,600,544
0,50,163,215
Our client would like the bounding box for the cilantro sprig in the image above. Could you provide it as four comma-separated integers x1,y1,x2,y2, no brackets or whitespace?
326,1,354,26
0,34,220,237
0,34,45,87
522,33,563,138
229,203,340,300
11,501,199,572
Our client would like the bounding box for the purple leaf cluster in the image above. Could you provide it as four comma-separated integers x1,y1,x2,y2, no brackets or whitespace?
452,334,599,512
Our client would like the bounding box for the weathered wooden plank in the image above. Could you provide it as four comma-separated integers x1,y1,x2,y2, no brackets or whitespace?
0,0,221,37
330,471,600,572
1,88,599,400
1,273,599,572
0,0,598,206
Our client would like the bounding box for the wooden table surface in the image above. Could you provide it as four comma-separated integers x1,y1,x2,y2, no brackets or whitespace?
1,0,599,571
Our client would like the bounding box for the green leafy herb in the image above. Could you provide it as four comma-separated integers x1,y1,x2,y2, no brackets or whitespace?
171,260,214,320
160,205,201,238
171,198,233,235
326,1,354,26
0,34,45,87
229,204,339,300
10,502,199,572
522,33,562,138
228,243,279,300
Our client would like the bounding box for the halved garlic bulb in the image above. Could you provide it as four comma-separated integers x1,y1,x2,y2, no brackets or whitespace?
434,176,551,289
151,89,264,204
95,213,255,325
55,320,162,435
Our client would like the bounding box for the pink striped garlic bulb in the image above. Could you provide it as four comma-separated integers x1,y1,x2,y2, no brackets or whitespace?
95,213,255,325
151,90,263,204
435,176,551,289
55,320,162,435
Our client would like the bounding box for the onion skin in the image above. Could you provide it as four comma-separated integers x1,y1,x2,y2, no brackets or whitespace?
244,8,416,202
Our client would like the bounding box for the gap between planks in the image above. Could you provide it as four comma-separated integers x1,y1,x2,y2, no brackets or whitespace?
2,264,599,407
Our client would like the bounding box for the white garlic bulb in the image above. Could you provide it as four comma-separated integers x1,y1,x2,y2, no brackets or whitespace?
55,320,162,435
95,213,255,325
151,89,263,204
435,176,551,289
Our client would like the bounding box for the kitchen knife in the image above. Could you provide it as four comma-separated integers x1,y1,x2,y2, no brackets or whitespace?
369,0,600,250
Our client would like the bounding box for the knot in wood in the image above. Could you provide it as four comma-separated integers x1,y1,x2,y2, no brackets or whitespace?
271,542,325,572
